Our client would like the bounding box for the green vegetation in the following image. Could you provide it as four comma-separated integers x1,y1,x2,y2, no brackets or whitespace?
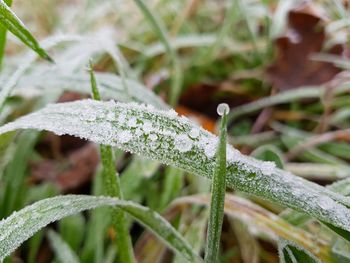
0,1,350,262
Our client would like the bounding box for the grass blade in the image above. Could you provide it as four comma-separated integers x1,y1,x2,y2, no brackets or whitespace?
205,104,228,262
133,0,182,106
0,0,52,61
15,70,168,110
278,239,321,263
0,195,201,262
89,62,134,263
173,194,331,261
0,0,12,68
1,100,350,237
0,34,80,112
47,230,80,263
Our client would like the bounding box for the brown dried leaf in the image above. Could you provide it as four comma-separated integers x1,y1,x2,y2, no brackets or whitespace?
266,2,347,90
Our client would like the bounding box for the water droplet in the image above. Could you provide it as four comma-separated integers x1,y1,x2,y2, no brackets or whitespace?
217,103,230,116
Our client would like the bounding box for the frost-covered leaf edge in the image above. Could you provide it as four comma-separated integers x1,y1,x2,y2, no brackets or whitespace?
1,99,350,236
0,195,200,262
278,238,321,263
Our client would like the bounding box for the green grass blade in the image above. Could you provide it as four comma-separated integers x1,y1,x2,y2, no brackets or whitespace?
0,0,52,61
205,104,228,262
278,239,321,263
2,100,350,237
47,230,80,263
0,195,200,262
0,0,12,68
133,0,182,106
89,62,134,263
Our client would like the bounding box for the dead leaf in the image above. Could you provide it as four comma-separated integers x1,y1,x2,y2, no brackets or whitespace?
31,143,99,191
266,2,347,90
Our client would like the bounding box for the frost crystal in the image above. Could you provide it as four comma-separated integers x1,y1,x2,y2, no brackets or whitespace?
143,121,153,133
189,128,200,139
174,134,193,153
318,196,335,210
149,134,157,141
106,111,115,121
117,131,133,144
127,117,137,128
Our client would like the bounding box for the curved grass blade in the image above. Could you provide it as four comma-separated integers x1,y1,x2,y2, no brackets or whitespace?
0,34,81,112
172,194,331,261
278,239,321,263
15,71,168,109
205,104,228,262
0,0,12,68
89,62,134,263
47,230,80,263
0,0,52,61
227,82,350,124
133,0,182,106
1,100,350,236
0,195,201,262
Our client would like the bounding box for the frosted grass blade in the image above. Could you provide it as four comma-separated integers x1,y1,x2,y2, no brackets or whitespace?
1,100,350,237
173,194,331,261
47,230,80,263
133,0,182,106
15,71,168,109
205,104,228,262
0,195,201,262
0,0,52,61
278,239,321,263
0,34,81,112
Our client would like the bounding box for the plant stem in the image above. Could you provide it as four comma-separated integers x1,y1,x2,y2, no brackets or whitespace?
205,109,228,263
89,61,134,263
0,0,12,69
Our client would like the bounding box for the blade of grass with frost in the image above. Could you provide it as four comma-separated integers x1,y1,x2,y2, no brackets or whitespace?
205,104,228,263
172,194,331,261
278,239,321,263
89,62,134,263
203,1,239,62
0,0,52,61
47,230,80,263
133,0,182,106
15,71,168,110
0,34,80,112
3,100,350,236
101,40,131,98
227,82,350,124
0,0,12,68
0,195,201,262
